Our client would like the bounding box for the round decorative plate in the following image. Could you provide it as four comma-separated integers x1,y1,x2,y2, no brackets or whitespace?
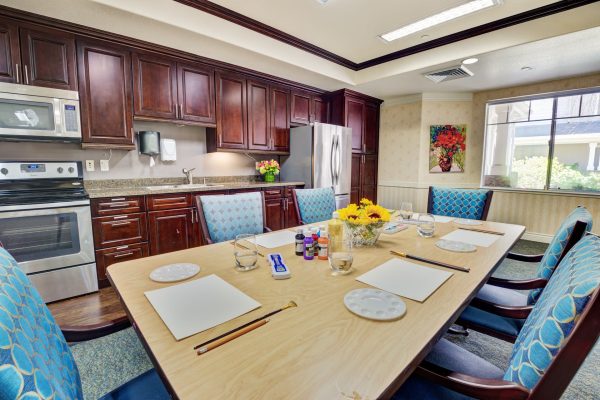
150,263,200,283
435,239,477,253
454,218,483,226
344,288,406,321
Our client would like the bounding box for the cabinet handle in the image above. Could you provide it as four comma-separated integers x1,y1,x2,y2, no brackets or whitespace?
15,64,19,83
180,104,183,119
24,65,29,85
114,251,134,258
110,221,131,227
108,202,130,208
176,228,181,235
111,197,126,202
362,144,366,153
112,215,128,220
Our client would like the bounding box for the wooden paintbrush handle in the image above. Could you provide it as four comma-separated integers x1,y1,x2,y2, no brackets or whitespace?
197,319,269,355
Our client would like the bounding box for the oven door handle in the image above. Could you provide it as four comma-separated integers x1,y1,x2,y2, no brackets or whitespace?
0,199,90,212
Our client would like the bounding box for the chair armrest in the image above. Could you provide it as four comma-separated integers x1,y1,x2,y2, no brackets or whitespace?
416,361,530,400
470,298,533,319
61,316,131,342
506,252,544,262
487,276,548,290
263,227,272,233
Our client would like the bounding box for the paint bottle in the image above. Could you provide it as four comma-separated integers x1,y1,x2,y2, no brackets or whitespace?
328,211,343,253
310,227,319,256
318,231,329,260
303,229,314,260
295,229,305,256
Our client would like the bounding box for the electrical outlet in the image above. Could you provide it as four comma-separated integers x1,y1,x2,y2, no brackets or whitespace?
100,159,110,172
85,160,95,172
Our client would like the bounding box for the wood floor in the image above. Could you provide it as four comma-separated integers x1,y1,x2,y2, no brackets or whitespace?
48,287,126,327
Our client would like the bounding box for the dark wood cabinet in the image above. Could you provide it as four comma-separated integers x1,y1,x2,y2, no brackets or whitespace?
19,24,77,90
77,39,135,149
148,208,197,255
270,86,290,152
351,154,361,204
132,51,178,120
91,196,145,216
95,243,148,288
346,97,365,153
291,90,328,125
351,154,378,203
177,62,215,124
313,96,329,123
92,213,148,249
264,197,285,231
364,103,379,154
0,19,20,83
215,71,247,149
263,187,299,231
247,79,270,151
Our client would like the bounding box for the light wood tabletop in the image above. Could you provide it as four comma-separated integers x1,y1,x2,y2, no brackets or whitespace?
107,220,524,400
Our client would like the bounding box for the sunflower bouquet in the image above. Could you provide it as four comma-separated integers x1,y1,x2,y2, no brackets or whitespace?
338,199,391,247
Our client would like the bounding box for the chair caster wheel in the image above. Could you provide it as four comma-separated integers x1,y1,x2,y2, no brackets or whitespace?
448,326,469,336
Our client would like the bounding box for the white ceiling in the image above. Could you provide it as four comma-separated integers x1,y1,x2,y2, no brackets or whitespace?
1,0,599,100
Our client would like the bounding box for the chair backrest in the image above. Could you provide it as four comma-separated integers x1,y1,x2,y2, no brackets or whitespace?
0,247,82,399
292,187,337,225
528,206,593,304
427,187,493,220
503,234,600,398
196,192,266,244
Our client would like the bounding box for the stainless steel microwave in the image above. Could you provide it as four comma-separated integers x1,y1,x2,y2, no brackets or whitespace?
0,82,81,142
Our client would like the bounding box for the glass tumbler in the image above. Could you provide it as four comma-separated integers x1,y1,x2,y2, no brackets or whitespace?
417,213,436,238
328,238,354,275
399,201,414,220
233,233,258,271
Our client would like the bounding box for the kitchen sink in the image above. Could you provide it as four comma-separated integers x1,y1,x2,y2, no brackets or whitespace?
145,183,224,190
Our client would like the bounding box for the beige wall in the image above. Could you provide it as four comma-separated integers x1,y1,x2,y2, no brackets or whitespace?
378,73,600,240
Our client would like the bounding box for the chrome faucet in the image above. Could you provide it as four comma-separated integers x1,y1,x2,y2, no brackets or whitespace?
182,168,196,185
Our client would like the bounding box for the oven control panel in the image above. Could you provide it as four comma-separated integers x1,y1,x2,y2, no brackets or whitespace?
0,162,80,180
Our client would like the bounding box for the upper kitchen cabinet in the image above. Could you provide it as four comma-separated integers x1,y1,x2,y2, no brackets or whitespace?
0,18,77,90
213,70,248,150
290,90,328,125
77,38,135,149
247,79,270,151
177,62,215,124
132,51,178,120
270,85,290,153
329,89,382,154
132,51,215,125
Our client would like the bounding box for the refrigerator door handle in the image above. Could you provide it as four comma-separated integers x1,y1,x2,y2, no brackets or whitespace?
335,136,342,187
330,133,336,187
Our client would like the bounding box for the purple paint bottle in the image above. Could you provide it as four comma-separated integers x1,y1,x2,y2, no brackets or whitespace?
303,229,314,260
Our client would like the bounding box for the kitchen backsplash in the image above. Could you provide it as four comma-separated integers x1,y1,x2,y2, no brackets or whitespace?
0,121,260,180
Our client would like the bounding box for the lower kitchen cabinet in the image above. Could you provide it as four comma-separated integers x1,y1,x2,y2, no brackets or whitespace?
148,208,199,255
91,213,147,248
263,187,300,231
95,243,149,288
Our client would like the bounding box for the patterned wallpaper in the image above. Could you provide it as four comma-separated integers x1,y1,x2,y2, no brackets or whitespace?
378,73,600,239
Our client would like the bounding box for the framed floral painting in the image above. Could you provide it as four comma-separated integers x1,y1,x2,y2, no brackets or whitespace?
429,125,466,173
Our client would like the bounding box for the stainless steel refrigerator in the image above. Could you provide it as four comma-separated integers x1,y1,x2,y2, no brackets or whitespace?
280,122,352,209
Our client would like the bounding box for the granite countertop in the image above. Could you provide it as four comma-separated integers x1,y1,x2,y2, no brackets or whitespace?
85,178,305,199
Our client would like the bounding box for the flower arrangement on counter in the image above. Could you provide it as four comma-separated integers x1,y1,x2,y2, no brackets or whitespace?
338,199,391,246
256,159,280,182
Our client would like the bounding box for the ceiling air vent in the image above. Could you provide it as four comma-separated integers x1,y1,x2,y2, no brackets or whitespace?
423,65,474,83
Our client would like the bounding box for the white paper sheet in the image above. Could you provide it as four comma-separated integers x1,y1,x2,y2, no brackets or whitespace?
250,230,297,249
145,274,261,340
356,258,453,302
441,230,500,248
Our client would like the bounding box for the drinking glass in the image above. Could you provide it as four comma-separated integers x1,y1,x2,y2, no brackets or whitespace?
399,201,414,220
233,233,258,271
328,238,354,275
417,213,436,238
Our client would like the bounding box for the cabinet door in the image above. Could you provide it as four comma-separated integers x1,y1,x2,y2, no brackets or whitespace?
270,86,290,152
284,197,299,228
177,62,215,124
290,91,311,125
361,185,377,203
361,154,378,202
364,102,379,154
77,39,134,148
19,25,77,90
350,188,360,205
346,98,365,153
0,19,20,84
265,198,284,231
95,243,148,288
132,52,178,120
247,80,270,151
312,96,328,123
92,213,148,248
148,208,195,255
215,71,247,149
351,153,361,193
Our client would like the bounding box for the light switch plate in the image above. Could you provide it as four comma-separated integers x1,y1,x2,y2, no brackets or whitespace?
100,159,109,172
85,160,95,172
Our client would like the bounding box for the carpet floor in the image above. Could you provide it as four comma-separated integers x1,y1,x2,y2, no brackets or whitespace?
70,240,599,399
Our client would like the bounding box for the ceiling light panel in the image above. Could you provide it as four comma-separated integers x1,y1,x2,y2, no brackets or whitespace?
380,0,502,42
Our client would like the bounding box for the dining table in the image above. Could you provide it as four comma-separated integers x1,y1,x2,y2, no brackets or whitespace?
107,219,525,400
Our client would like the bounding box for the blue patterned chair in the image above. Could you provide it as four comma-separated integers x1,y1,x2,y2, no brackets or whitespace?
0,247,170,400
394,234,600,399
292,187,336,225
427,186,494,220
455,206,593,342
196,192,269,244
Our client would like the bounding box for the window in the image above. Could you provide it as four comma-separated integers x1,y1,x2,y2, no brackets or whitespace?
482,87,600,193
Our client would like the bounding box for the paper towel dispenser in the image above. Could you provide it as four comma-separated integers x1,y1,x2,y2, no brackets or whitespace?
137,131,161,156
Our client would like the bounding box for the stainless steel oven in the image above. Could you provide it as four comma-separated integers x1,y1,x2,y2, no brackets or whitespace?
0,161,97,302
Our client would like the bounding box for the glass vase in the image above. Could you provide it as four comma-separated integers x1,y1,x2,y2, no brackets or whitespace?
344,221,384,247
263,172,275,182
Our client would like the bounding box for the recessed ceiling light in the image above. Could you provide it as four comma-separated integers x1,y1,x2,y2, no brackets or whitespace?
379,0,502,42
521,66,533,71
462,58,479,64
315,0,329,4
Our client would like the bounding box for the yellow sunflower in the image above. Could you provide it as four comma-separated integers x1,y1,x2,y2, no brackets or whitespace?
365,204,391,223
